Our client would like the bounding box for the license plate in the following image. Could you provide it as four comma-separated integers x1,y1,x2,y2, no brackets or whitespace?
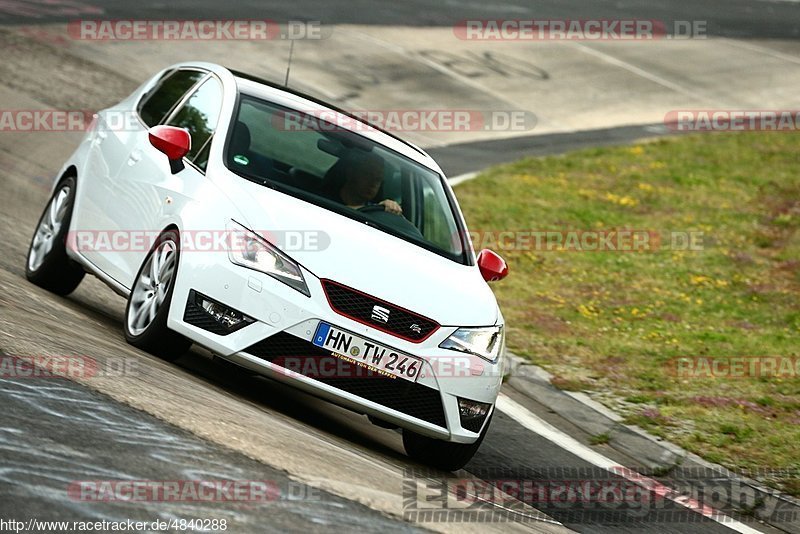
312,322,423,382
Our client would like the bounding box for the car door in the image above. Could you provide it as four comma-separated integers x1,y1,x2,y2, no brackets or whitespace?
76,68,206,283
109,74,224,288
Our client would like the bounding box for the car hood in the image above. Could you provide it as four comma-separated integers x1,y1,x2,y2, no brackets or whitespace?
225,176,499,327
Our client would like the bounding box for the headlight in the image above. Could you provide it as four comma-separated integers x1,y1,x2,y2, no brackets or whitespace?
227,220,310,297
439,325,504,363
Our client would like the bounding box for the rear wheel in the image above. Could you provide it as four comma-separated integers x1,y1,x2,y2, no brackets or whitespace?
403,413,493,471
26,176,85,295
123,230,191,360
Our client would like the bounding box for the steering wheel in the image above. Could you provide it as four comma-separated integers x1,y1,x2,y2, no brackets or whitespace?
357,204,387,213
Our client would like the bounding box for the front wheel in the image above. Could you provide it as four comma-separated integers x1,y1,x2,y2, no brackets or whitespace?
26,176,85,295
403,413,493,471
123,230,191,360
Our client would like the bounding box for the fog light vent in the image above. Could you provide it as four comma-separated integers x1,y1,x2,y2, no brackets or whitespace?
184,290,254,335
458,397,492,433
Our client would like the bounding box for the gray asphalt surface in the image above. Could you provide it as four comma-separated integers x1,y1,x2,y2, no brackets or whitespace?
428,123,678,178
0,347,756,533
0,0,798,38
0,364,424,533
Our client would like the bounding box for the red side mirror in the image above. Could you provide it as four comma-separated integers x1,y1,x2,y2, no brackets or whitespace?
149,126,190,172
477,249,508,282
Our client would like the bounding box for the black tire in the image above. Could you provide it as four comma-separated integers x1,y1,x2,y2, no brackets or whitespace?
123,229,191,361
25,175,85,295
403,413,493,471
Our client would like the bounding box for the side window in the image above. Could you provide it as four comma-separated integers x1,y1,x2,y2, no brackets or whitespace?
166,77,223,163
192,137,212,172
138,70,205,127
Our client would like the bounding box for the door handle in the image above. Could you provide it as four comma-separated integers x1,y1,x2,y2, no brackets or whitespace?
127,150,142,166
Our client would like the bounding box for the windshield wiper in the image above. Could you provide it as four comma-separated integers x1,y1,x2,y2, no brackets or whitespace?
231,169,279,190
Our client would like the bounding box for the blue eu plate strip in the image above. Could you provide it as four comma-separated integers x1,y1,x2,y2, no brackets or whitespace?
312,322,331,347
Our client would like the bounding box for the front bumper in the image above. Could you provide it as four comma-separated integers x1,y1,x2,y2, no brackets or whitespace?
167,255,503,443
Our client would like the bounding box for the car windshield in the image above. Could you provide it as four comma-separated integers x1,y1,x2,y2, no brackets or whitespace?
224,94,469,264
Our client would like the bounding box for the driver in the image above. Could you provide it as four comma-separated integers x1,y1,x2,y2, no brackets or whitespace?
337,152,402,215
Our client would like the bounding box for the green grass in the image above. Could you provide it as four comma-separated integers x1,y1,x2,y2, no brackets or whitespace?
455,132,800,495
589,432,611,446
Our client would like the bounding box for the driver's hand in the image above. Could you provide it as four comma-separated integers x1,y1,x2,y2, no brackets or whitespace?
379,199,402,215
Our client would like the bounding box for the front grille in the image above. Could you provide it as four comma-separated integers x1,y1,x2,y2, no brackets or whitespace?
244,332,446,428
321,279,439,343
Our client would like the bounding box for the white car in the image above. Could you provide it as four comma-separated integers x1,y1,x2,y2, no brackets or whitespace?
26,62,509,470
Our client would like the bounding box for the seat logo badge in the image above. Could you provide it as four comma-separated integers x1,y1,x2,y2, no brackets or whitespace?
371,305,391,323
409,323,422,334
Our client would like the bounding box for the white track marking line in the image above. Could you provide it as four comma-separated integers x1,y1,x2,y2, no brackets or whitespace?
496,394,766,534
449,171,479,186
570,42,723,105
719,38,800,66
